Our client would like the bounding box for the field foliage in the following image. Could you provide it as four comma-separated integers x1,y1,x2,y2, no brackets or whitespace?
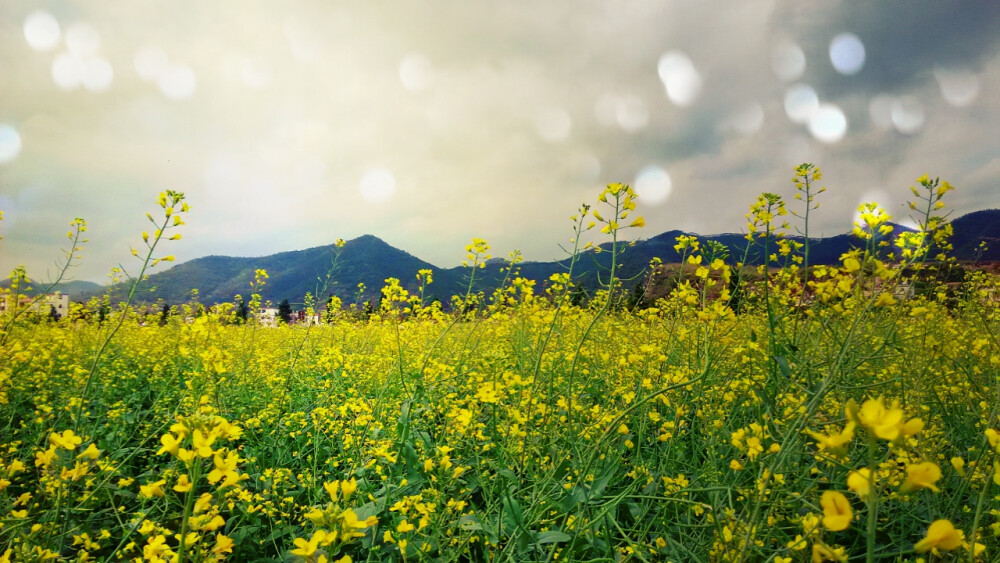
1,168,999,562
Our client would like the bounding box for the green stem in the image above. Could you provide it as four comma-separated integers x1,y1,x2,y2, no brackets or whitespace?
177,461,202,562
866,435,878,563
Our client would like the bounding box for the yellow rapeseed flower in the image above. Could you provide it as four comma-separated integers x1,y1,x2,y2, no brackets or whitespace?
950,457,965,477
49,429,83,450
143,535,174,562
34,447,57,469
341,477,358,500
850,397,922,441
291,530,326,558
140,479,167,498
846,469,871,500
900,462,941,493
807,422,855,457
914,519,963,554
76,443,100,460
157,434,182,456
200,515,226,532
192,429,216,458
811,541,846,562
820,491,852,531
323,480,340,502
212,534,234,558
173,474,193,493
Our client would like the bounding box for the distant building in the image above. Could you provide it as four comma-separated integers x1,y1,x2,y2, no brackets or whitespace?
258,307,279,327
0,293,70,319
893,281,915,301
294,309,322,325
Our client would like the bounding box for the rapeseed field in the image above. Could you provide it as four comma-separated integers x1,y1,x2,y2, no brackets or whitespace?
2,167,999,562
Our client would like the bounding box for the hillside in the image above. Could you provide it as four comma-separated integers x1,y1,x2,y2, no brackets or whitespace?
0,279,102,300
93,235,437,306
75,209,999,306
949,209,1000,260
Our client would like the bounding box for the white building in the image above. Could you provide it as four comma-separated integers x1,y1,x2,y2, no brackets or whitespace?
258,307,279,327
0,293,70,319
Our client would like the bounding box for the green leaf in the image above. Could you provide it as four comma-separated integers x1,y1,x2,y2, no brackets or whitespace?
458,514,484,531
773,355,791,379
535,531,572,545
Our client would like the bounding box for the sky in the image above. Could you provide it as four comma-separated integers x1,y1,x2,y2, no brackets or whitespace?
2,1,999,284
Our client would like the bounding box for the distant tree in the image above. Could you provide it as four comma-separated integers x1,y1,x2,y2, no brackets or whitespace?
159,303,171,326
569,285,587,308
728,274,747,314
235,296,249,323
48,304,59,322
625,281,646,311
277,299,293,324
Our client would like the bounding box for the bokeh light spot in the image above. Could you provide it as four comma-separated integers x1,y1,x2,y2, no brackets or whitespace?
658,51,701,107
65,22,101,58
634,165,672,205
728,101,765,135
890,96,924,134
52,53,85,90
82,57,113,92
594,94,619,127
399,53,434,92
0,124,23,165
771,40,805,82
158,64,197,100
23,11,61,52
829,33,865,75
808,103,847,143
934,68,979,107
534,107,572,143
594,94,648,132
784,84,818,124
616,95,648,132
868,95,894,130
359,167,396,203
134,47,169,81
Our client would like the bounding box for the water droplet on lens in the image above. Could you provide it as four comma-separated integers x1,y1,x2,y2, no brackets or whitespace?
829,33,865,75
634,165,672,205
658,51,701,107
808,103,847,143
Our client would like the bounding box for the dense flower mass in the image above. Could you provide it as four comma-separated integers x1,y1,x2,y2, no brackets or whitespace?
1,175,999,561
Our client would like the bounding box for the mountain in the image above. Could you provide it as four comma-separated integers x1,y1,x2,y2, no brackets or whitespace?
0,279,102,300
949,209,1000,261
75,210,999,306
91,235,438,306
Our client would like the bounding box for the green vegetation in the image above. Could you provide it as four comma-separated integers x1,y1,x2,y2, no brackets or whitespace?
1,168,999,562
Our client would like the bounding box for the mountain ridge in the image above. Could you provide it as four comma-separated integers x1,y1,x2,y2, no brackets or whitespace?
37,208,1000,305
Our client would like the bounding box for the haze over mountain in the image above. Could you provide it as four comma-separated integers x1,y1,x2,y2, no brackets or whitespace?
41,209,996,306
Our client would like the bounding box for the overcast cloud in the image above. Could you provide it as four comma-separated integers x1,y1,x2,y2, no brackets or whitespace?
2,1,999,283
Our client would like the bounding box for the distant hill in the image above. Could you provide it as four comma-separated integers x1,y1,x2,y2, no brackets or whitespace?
0,279,102,300
71,209,999,306
93,234,439,306
949,209,1000,260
